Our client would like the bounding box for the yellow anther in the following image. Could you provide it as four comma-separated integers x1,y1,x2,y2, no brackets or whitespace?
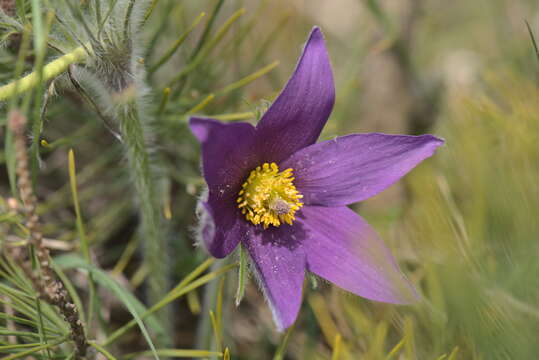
237,162,303,229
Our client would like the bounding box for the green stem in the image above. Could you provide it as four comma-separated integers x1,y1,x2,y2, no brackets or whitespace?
0,335,69,360
0,46,89,101
103,262,235,346
148,12,206,73
88,341,118,360
117,99,169,342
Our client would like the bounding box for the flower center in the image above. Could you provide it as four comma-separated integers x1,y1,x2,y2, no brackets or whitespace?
237,162,303,228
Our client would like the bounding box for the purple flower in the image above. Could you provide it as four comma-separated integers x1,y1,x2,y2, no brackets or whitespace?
190,27,443,331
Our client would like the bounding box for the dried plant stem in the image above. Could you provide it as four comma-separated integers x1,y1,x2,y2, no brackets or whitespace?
0,0,16,16
8,110,88,358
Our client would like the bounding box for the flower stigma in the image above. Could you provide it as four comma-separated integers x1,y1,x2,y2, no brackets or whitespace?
237,162,303,229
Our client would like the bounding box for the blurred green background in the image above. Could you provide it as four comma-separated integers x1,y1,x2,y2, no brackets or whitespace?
1,0,539,359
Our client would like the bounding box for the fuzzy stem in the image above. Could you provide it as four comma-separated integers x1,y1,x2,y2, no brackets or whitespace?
0,46,88,101
117,99,170,337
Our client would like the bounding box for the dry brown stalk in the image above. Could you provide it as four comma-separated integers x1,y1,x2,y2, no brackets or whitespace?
8,109,88,358
0,0,16,16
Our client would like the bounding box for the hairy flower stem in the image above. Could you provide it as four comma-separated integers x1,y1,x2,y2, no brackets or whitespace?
117,99,170,337
9,110,88,358
0,45,88,101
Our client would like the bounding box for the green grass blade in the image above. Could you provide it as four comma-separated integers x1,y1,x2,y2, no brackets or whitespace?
0,335,68,360
0,342,42,351
5,24,31,195
167,8,246,86
331,333,342,360
88,341,118,360
157,87,170,116
0,293,65,334
68,149,96,328
235,243,247,306
385,337,405,360
211,112,254,121
185,60,279,115
34,299,53,360
185,94,215,115
215,276,225,350
172,257,216,292
123,349,223,359
0,329,43,340
53,254,161,360
149,11,206,73
143,0,161,23
209,310,222,351
103,262,236,346
272,322,295,360
215,60,279,95
448,346,460,360
190,0,225,60
525,20,539,64
29,9,55,180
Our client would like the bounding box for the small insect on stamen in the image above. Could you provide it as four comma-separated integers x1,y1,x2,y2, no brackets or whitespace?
269,197,292,215
236,162,303,228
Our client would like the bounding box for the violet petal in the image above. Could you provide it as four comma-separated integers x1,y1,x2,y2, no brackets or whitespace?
190,117,258,257
281,133,444,206
299,206,418,303
255,27,335,163
198,201,251,258
242,225,306,331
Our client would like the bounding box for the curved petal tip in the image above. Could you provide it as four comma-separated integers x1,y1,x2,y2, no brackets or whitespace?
189,116,218,143
255,26,335,162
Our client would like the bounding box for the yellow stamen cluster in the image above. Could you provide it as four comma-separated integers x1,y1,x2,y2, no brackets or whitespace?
237,162,303,228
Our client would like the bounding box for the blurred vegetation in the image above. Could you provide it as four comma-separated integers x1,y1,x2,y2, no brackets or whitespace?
0,0,538,359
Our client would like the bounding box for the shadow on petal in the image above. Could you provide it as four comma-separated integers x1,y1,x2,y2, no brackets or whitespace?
254,221,307,251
